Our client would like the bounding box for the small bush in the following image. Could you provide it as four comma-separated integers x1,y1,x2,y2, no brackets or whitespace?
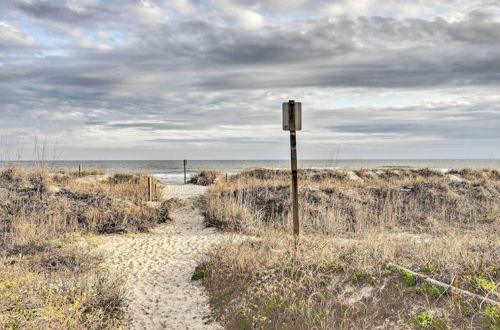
483,306,500,329
411,311,447,329
191,266,205,281
189,170,221,186
403,271,418,286
108,173,139,184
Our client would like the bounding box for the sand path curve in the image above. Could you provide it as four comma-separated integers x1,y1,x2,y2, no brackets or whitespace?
100,184,223,329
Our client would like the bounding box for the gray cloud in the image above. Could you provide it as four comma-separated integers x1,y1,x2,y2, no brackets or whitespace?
16,1,108,24
0,0,499,159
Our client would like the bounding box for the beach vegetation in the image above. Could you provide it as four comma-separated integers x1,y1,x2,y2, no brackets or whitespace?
198,167,499,329
0,166,166,328
189,170,221,186
410,311,447,329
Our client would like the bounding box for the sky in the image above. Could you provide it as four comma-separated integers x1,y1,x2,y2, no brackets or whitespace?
1,0,500,160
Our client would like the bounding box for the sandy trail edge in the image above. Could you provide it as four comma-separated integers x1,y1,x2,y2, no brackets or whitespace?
99,185,224,329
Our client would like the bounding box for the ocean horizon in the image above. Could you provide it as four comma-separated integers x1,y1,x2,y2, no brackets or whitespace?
2,159,500,184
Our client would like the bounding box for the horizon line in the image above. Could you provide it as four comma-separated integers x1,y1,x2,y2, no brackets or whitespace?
2,158,500,162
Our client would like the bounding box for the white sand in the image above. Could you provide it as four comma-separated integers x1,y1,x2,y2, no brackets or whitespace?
100,184,223,329
161,184,208,199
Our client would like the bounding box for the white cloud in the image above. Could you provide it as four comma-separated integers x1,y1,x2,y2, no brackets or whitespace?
167,0,197,15
0,20,34,48
238,9,265,29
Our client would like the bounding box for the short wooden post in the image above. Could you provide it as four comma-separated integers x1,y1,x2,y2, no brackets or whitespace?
154,183,157,200
183,159,187,184
78,164,82,177
226,173,228,182
147,177,153,201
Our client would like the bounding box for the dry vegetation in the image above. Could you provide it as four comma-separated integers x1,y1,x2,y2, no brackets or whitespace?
0,167,168,329
199,168,500,329
189,169,222,186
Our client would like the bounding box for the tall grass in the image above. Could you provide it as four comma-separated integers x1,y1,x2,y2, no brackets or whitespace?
0,167,167,328
199,168,500,329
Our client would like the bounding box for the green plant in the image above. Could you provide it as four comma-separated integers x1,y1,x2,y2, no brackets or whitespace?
351,272,366,283
411,311,447,329
422,283,446,298
483,306,500,329
403,271,417,286
192,266,205,281
424,264,437,273
460,298,476,317
470,275,497,294
328,262,344,271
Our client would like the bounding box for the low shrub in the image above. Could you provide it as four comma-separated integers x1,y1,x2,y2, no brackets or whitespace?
189,170,221,186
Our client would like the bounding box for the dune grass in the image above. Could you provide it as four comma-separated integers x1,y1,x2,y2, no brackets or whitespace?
0,167,167,329
189,169,222,186
199,168,500,329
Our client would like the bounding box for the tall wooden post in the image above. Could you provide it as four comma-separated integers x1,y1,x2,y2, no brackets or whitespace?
183,159,187,184
289,100,300,237
78,164,82,177
147,177,153,201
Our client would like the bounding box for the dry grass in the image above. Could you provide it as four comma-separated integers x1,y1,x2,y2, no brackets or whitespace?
57,168,105,176
189,169,222,186
199,168,500,329
0,167,168,329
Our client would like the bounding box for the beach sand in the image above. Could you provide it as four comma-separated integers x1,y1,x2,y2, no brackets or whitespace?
100,184,223,329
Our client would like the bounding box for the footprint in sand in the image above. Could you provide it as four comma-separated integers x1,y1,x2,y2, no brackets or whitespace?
100,184,224,330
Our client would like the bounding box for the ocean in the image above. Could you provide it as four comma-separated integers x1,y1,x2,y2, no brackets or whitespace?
1,159,499,184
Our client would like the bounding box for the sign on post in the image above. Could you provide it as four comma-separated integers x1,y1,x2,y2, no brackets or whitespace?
282,102,302,131
282,100,301,238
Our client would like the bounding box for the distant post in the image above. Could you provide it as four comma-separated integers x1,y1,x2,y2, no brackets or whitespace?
147,177,153,201
78,164,82,177
183,159,187,184
283,100,302,237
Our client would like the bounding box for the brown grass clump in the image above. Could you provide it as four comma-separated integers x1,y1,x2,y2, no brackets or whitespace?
57,168,105,176
0,167,168,329
189,169,221,186
199,168,500,329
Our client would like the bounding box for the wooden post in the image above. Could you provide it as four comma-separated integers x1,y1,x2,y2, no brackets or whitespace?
289,100,300,237
147,177,153,201
183,159,187,184
226,173,228,182
78,164,82,177
154,183,157,200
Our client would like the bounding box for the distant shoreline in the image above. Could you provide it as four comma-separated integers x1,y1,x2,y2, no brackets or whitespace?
2,159,500,186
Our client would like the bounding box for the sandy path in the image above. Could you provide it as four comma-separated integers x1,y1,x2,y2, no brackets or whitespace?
100,184,223,329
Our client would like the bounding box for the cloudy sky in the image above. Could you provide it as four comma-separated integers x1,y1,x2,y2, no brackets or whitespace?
1,0,500,160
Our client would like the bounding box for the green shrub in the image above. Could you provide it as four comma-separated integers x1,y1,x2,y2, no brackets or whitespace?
192,266,205,281
411,311,447,329
483,306,500,329
403,271,417,286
